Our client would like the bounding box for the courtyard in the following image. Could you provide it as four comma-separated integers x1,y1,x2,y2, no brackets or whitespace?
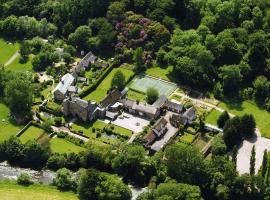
106,112,150,133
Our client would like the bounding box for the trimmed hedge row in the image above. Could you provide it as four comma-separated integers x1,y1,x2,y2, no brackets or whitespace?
78,63,115,98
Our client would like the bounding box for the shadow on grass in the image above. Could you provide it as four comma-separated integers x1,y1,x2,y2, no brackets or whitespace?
221,97,245,111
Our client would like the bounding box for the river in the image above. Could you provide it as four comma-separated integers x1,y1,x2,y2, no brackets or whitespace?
0,161,147,199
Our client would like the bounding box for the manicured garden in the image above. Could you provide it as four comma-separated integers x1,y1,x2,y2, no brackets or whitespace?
205,109,221,126
0,181,78,200
50,137,86,154
193,135,212,151
0,38,20,65
19,126,45,143
83,68,134,102
0,102,22,141
219,100,270,138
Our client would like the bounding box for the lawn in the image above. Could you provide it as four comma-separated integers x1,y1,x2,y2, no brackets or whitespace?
219,100,270,138
50,137,86,154
179,133,196,144
19,126,45,143
71,120,128,145
0,181,78,200
0,38,20,65
0,102,22,141
126,89,146,102
145,65,174,81
6,55,33,72
205,109,222,126
83,68,134,102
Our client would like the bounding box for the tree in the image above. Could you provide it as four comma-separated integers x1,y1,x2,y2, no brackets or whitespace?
232,145,238,165
241,114,256,138
111,70,125,90
17,173,33,186
53,168,76,191
212,134,226,156
4,75,32,118
223,117,242,148
133,47,144,71
22,140,51,169
96,175,132,200
253,76,269,105
3,136,24,165
165,145,207,186
250,145,256,175
261,149,268,177
68,26,92,51
78,169,102,200
146,87,159,104
217,111,230,128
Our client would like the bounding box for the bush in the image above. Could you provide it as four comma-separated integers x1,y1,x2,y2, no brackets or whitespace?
17,173,33,186
53,168,77,191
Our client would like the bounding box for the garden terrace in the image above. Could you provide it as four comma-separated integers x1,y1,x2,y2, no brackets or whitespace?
50,137,86,154
19,125,46,143
83,67,134,102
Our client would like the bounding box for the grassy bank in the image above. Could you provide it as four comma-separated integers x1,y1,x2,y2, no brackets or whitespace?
0,181,78,200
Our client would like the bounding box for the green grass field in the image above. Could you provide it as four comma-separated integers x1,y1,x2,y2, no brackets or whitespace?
145,65,174,81
6,55,33,72
0,181,78,200
0,38,20,65
50,137,86,154
205,109,221,126
129,75,177,97
0,102,22,141
193,135,211,150
83,68,134,102
219,100,270,138
126,89,146,101
19,126,45,143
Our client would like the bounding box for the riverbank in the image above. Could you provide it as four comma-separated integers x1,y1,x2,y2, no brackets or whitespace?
0,180,78,200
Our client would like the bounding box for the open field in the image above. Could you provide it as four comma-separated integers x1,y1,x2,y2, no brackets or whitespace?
0,38,20,65
19,126,45,143
0,181,78,200
83,68,134,102
205,109,221,126
50,137,86,154
145,65,174,81
6,55,33,72
130,75,177,97
219,100,270,138
0,102,22,141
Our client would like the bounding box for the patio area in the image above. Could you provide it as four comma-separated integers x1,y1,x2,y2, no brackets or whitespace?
105,112,150,133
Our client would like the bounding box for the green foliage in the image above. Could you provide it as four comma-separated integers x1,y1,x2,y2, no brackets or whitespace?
17,173,33,186
53,168,76,191
212,134,226,156
217,111,230,128
133,47,144,71
111,70,126,90
250,145,256,175
146,87,159,104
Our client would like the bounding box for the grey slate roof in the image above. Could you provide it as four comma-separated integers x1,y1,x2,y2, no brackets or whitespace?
166,100,183,112
132,102,158,115
53,73,75,95
152,95,167,108
184,106,196,119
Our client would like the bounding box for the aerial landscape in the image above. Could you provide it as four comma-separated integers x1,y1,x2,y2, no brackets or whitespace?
0,0,270,199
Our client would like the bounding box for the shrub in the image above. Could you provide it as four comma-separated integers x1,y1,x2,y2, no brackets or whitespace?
17,173,33,186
